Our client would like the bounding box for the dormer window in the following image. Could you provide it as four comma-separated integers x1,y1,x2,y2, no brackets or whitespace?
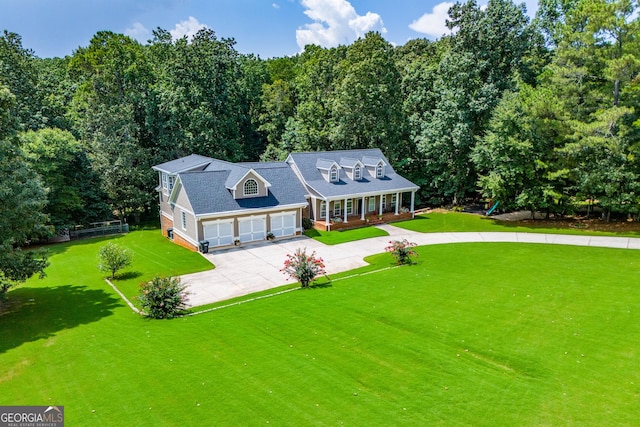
330,167,339,182
244,178,258,196
162,173,175,193
354,165,362,180
376,163,384,178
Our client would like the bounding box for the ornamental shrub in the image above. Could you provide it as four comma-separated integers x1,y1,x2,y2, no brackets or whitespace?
385,239,418,265
98,242,132,279
281,248,326,288
138,276,190,319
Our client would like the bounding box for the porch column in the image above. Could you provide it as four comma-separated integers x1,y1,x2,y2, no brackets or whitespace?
325,199,330,229
361,196,365,220
411,191,416,218
379,194,383,215
344,198,348,223
395,192,400,215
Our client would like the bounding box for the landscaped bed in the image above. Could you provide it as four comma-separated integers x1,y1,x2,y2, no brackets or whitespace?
1,231,638,425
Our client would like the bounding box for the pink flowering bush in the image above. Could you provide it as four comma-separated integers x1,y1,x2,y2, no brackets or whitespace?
138,276,190,319
385,239,418,265
281,248,326,288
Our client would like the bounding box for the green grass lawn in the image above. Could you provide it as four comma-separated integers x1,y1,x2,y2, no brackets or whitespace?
304,225,389,245
2,235,639,425
30,229,212,308
394,211,640,236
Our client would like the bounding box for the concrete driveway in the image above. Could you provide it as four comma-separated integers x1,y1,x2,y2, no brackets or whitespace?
181,224,640,307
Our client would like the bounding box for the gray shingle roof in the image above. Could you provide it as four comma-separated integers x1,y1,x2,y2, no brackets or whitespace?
152,154,212,174
339,157,361,168
316,158,338,170
178,164,308,216
287,149,419,199
361,155,385,167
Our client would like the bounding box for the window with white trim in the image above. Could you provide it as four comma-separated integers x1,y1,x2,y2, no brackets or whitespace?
354,165,362,180
346,199,353,215
243,178,258,196
376,163,384,178
320,201,326,218
162,173,168,190
330,167,339,182
181,211,187,230
391,193,397,207
368,197,376,212
382,195,387,210
333,200,342,217
168,175,175,191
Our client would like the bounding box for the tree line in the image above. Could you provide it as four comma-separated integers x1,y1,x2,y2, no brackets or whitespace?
1,0,639,292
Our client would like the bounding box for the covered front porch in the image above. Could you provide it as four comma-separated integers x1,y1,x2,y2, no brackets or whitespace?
309,191,416,231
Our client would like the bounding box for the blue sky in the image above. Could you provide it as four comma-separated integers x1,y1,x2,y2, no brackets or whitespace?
0,0,538,59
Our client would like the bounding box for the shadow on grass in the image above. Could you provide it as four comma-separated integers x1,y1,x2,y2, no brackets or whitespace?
304,229,321,238
309,282,333,289
0,285,122,354
116,271,143,281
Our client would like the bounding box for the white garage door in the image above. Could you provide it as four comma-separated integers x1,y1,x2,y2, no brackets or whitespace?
238,216,266,243
270,212,296,238
203,219,234,247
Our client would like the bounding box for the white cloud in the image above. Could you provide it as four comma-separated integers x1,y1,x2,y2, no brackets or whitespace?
125,22,151,42
409,2,455,39
170,16,209,40
272,3,280,8
296,0,386,50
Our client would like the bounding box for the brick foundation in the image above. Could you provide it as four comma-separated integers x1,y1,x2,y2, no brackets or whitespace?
160,215,174,237
172,232,198,252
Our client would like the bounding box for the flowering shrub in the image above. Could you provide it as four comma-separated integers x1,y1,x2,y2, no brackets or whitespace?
281,248,326,288
138,276,190,319
385,239,418,265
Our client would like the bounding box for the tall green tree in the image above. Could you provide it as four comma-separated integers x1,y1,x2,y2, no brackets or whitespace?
69,31,155,221
282,44,347,152
21,128,110,229
416,0,539,204
543,0,640,218
330,32,405,157
0,86,50,297
0,31,43,130
473,84,570,216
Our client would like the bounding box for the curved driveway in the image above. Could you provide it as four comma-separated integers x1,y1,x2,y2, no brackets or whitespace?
182,223,640,307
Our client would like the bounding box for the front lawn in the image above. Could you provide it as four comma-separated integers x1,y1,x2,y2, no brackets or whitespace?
304,225,389,245
1,239,638,425
394,211,640,236
27,229,213,308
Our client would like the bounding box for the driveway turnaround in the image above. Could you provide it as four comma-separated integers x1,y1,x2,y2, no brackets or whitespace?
181,224,640,307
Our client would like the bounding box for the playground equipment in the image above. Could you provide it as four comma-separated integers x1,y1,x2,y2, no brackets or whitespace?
486,201,500,216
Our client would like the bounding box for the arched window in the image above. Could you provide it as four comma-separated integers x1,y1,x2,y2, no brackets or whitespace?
354,165,362,180
244,178,258,196
376,163,384,178
330,167,339,182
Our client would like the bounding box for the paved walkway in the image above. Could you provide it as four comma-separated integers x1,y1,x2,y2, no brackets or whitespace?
181,224,640,307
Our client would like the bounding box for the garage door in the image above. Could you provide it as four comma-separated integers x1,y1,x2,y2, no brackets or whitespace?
238,216,266,243
270,212,296,238
203,219,234,247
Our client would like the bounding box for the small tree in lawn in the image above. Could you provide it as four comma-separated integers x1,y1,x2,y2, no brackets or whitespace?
281,248,326,288
385,239,418,265
98,242,132,279
138,276,190,319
